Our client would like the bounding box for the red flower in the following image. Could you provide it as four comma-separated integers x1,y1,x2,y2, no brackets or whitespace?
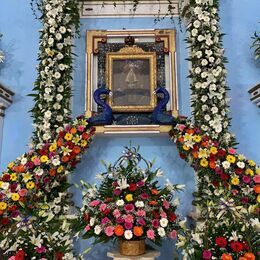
217,149,226,157
230,241,243,253
103,208,110,215
215,237,227,248
82,132,90,140
179,153,186,159
220,173,229,180
39,149,48,156
1,217,10,225
235,168,243,175
15,249,26,260
58,131,65,138
151,210,160,219
2,174,10,181
168,211,177,222
129,183,137,191
55,252,64,260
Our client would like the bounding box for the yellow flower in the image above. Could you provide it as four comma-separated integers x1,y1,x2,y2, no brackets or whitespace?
62,146,72,155
0,181,3,188
257,195,260,203
11,193,20,201
64,133,73,141
210,147,218,155
26,181,35,189
23,173,32,182
49,143,57,152
193,135,201,143
248,160,256,167
10,173,17,181
245,169,254,176
238,154,245,160
231,177,239,185
125,194,133,202
184,133,192,141
198,148,209,158
0,202,7,210
8,162,15,169
256,167,260,175
182,145,190,151
226,155,236,163
40,155,48,163
81,140,87,147
57,165,64,173
200,159,208,167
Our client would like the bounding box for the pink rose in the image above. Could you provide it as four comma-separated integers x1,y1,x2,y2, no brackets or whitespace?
152,219,159,228
124,222,133,229
125,214,134,223
147,229,155,240
113,209,121,218
77,125,85,132
84,224,90,232
168,230,177,239
253,175,260,183
33,157,41,166
177,124,186,131
8,257,15,260
105,226,114,237
138,218,146,226
202,250,212,259
163,200,170,209
136,210,146,217
160,211,167,218
89,200,100,207
99,203,107,211
124,204,134,212
101,217,110,224
36,246,46,254
18,189,28,197
228,148,236,154
242,176,251,184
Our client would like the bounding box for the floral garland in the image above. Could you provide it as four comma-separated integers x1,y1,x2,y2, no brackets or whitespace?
0,115,95,258
30,0,80,144
185,0,234,145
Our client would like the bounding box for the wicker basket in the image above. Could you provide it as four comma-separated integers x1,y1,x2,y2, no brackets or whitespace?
119,239,146,256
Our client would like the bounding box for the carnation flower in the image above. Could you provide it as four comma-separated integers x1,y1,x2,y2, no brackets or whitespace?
124,230,133,240
94,225,102,235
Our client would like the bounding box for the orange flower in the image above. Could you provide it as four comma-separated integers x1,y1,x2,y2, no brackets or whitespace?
62,156,69,163
57,138,63,147
14,165,25,173
244,253,255,260
201,141,209,148
70,127,77,134
133,226,143,237
186,128,194,134
151,189,159,195
178,136,184,143
73,146,81,154
149,201,158,206
239,257,247,260
49,168,56,176
221,253,233,260
209,161,216,169
253,185,260,194
114,225,124,236
82,132,89,140
192,151,199,158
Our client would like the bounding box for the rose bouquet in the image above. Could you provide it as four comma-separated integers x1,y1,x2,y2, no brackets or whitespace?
76,146,184,248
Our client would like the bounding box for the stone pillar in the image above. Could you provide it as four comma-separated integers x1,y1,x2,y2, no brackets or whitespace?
0,83,14,165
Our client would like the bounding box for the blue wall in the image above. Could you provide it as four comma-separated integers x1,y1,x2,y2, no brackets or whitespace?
0,0,40,168
0,0,259,259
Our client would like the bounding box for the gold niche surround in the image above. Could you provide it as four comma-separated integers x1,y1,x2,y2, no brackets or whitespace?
85,29,178,134
106,46,156,112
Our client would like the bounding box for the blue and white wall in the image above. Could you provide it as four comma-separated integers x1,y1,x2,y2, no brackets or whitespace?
0,0,259,259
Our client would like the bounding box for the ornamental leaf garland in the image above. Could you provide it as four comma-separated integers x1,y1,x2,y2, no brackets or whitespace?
186,0,234,145
30,0,80,144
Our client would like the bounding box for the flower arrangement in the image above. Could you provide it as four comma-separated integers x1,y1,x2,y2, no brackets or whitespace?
0,115,95,259
77,146,184,248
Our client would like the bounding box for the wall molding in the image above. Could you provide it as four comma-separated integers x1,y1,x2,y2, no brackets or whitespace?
0,83,14,117
248,83,260,108
80,0,180,18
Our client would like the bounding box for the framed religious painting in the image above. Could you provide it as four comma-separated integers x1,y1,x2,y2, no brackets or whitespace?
106,46,156,112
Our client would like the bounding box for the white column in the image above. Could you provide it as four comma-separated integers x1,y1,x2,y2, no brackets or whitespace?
0,83,14,165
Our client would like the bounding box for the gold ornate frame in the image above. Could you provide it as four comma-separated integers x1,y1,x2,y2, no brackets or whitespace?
85,29,178,121
106,46,156,112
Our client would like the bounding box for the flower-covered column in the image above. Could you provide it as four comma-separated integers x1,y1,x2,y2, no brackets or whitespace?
186,0,234,146
31,0,80,144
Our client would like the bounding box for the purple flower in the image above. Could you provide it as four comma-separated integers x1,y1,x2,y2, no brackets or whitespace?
138,218,146,226
152,219,159,228
241,197,249,204
101,217,110,224
242,176,251,184
140,193,149,200
36,245,46,254
116,217,125,224
202,250,212,259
